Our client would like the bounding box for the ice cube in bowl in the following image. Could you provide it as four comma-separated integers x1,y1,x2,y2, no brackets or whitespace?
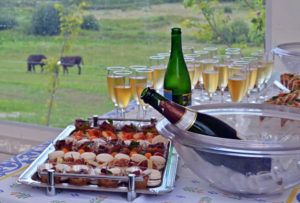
156,103,300,195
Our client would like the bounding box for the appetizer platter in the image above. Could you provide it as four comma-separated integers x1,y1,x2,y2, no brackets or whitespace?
18,117,179,201
265,73,300,108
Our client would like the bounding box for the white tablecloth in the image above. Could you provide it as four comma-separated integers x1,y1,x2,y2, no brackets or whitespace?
0,132,299,203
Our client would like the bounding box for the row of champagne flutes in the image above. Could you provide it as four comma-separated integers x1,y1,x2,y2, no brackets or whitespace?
149,47,274,103
106,47,274,118
197,48,274,103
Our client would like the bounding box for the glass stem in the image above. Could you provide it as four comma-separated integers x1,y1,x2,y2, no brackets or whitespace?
221,89,224,103
209,93,213,102
114,104,119,118
199,84,204,101
121,108,125,119
142,106,147,119
246,91,250,102
136,104,141,119
256,87,261,103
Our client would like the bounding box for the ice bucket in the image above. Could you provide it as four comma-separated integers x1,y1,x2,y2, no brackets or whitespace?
156,103,300,195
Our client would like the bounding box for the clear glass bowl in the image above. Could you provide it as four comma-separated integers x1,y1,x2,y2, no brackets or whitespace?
273,42,300,73
156,103,300,195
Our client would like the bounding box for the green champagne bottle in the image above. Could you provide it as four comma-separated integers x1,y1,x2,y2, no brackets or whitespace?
163,28,191,106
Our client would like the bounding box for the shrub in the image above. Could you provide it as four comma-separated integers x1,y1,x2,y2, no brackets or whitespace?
0,14,17,31
31,5,60,36
224,6,232,13
230,20,249,43
217,19,249,44
81,15,99,31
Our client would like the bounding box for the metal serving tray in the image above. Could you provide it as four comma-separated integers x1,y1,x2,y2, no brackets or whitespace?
18,118,179,201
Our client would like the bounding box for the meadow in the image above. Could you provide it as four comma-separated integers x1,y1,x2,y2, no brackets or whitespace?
0,2,261,127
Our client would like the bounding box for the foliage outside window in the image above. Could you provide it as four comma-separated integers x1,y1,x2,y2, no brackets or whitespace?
183,0,265,47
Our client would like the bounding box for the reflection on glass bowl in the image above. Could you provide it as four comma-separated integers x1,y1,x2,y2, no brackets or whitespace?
273,42,300,73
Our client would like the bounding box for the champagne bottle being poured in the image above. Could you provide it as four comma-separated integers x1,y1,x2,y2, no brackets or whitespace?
141,87,239,139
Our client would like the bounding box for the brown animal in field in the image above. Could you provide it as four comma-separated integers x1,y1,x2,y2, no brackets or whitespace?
60,56,83,75
27,54,47,72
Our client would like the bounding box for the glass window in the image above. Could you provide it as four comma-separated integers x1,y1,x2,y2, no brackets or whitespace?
0,0,265,127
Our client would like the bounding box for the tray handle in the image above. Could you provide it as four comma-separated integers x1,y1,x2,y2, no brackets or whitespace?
46,169,56,196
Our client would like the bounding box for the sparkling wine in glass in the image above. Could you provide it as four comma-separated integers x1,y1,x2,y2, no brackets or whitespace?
193,50,209,101
185,57,197,89
129,73,147,104
135,68,153,118
262,51,274,85
202,69,219,101
228,74,247,103
240,57,258,101
201,58,219,101
149,55,166,92
213,55,230,102
228,62,248,102
185,54,201,89
113,70,132,118
106,66,125,117
136,83,149,117
255,63,266,90
132,68,153,118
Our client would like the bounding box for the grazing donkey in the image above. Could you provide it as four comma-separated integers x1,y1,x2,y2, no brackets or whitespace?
27,54,47,72
60,56,83,75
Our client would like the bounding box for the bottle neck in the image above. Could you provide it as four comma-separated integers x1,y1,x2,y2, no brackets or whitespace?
141,88,186,123
170,34,183,56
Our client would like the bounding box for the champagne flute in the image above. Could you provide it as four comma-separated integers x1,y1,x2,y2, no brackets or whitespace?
157,52,170,64
201,58,219,101
240,57,258,102
184,57,196,89
129,65,148,104
193,50,209,101
263,51,274,85
213,55,230,102
129,68,150,118
185,54,201,89
113,70,132,118
106,66,125,117
228,62,247,103
135,68,153,119
252,52,267,101
257,52,274,101
149,55,166,92
202,68,219,102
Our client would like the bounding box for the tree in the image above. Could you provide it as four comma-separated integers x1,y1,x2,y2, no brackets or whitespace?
44,0,87,126
31,5,60,36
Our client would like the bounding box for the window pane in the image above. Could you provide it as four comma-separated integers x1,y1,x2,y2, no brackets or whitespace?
0,0,264,127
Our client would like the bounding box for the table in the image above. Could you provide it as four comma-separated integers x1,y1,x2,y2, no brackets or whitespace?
1,85,300,202
1,140,298,203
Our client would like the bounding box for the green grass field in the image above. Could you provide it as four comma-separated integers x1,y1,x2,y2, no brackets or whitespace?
0,2,262,127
